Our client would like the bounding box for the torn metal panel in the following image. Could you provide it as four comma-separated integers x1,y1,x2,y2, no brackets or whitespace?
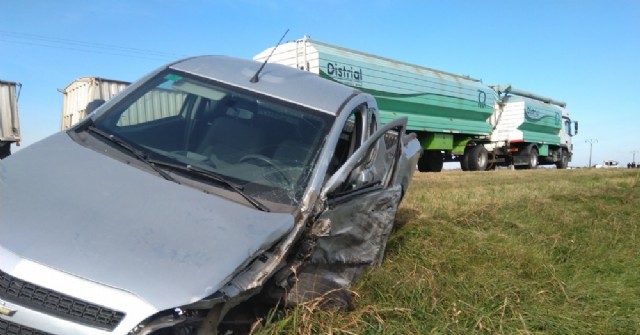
312,186,402,266
282,186,402,308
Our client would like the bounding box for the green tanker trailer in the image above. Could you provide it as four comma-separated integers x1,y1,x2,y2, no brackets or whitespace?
255,37,578,171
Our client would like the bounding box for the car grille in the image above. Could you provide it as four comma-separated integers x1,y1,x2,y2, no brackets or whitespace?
0,318,54,335
0,270,125,331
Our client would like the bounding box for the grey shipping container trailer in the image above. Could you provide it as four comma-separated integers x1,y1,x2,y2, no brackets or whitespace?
61,77,129,130
0,80,21,159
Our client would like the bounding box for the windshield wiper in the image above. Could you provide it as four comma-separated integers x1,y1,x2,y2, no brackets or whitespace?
86,126,179,184
147,159,271,212
85,125,268,212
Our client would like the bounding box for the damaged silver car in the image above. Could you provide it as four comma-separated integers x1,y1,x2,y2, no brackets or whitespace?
0,55,420,334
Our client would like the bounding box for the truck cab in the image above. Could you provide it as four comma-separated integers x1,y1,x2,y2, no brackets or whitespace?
558,110,578,168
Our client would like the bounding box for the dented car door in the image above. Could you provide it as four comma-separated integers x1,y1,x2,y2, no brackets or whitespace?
281,102,419,307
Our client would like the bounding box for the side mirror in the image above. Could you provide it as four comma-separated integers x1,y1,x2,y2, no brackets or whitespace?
574,121,579,135
346,166,376,189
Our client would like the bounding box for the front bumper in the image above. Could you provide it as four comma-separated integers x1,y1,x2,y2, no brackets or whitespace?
0,246,157,335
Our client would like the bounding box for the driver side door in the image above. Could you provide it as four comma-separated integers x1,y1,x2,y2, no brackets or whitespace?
284,114,420,308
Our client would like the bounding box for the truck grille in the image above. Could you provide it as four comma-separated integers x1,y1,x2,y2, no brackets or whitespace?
0,319,54,335
0,270,125,331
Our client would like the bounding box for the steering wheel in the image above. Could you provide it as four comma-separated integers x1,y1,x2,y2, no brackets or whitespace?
239,154,291,185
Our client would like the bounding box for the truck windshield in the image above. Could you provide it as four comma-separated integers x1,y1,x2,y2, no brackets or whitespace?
89,71,332,209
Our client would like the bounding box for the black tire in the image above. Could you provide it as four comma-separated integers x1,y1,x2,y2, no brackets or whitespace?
418,150,443,172
556,150,568,169
417,152,428,172
460,153,469,171
485,163,496,171
467,145,488,171
526,147,539,169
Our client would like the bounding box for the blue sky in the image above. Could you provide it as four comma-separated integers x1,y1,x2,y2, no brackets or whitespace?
1,0,639,167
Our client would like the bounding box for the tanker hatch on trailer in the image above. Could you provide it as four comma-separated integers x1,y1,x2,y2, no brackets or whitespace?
255,37,578,172
0,80,21,159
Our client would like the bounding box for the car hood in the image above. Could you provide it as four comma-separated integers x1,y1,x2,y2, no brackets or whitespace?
0,133,294,310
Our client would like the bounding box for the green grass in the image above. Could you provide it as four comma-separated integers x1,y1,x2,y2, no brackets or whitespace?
255,168,640,334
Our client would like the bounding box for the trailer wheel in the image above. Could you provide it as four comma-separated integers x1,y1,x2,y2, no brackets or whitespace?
526,147,539,169
555,150,569,169
417,152,428,172
460,154,469,171
418,150,443,172
467,145,488,171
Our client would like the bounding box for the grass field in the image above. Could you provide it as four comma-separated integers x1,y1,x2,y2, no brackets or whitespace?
255,168,640,334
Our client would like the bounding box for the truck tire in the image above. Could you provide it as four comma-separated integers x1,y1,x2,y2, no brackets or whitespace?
460,154,469,171
417,152,428,172
556,150,569,169
526,147,539,169
418,150,443,172
467,145,488,171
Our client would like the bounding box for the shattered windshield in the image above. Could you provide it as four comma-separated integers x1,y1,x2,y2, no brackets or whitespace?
89,71,332,210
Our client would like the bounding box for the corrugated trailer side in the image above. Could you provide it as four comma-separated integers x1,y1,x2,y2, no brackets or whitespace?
116,88,187,126
61,77,129,130
0,80,21,159
61,77,188,129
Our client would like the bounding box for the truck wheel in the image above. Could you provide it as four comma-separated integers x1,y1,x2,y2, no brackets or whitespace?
460,154,469,171
467,145,488,171
555,150,568,169
526,147,539,169
417,152,428,172
418,150,443,172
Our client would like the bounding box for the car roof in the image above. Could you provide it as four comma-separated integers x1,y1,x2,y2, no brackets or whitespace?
170,55,359,116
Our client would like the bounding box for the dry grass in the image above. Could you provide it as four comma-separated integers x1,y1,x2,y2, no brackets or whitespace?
256,168,640,334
